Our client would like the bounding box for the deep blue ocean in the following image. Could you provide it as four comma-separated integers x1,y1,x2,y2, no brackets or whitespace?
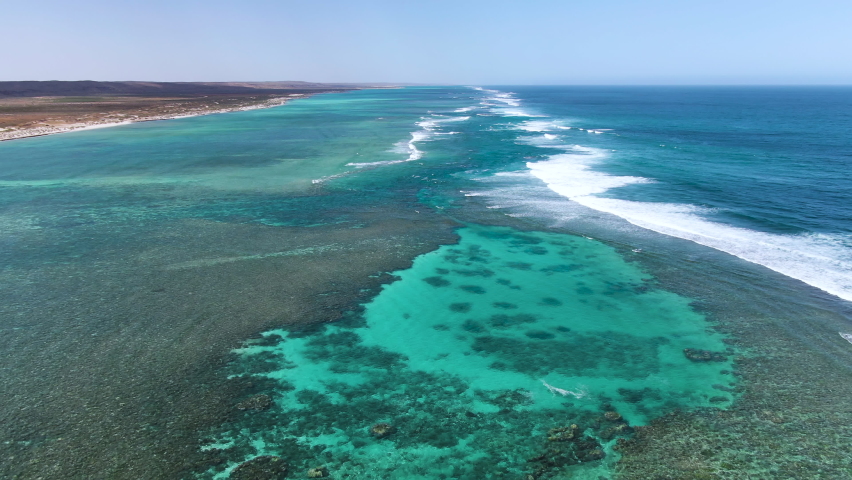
449,86,852,302
1,86,851,479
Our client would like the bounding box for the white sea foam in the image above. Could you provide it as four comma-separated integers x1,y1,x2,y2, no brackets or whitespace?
345,159,407,168
526,147,852,302
518,133,571,149
348,114,469,168
390,140,412,154
418,116,470,128
469,85,852,303
579,197,852,301
347,135,422,168
515,120,573,132
472,87,544,118
490,93,521,107
347,144,422,168
311,172,351,184
527,148,652,198
541,380,587,399
495,108,545,117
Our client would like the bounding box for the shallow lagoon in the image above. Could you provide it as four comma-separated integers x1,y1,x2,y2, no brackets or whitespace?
207,225,735,479
2,86,851,479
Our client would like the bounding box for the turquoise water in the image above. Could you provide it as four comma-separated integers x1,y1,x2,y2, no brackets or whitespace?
0,91,427,192
207,225,733,479
2,86,851,479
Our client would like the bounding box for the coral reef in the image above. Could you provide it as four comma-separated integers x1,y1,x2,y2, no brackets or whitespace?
236,394,274,412
197,227,739,479
596,408,635,441
306,466,328,478
683,348,728,362
528,423,605,479
547,424,580,442
370,423,396,439
229,456,288,480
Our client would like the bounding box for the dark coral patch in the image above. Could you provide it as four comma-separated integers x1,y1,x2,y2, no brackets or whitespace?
496,278,522,290
423,276,451,287
460,285,486,294
462,320,487,333
525,330,556,340
230,456,288,480
541,264,580,274
489,313,537,328
472,331,662,378
453,267,495,277
236,394,274,412
506,262,533,270
493,302,518,310
509,234,543,245
683,348,727,362
449,302,472,313
466,245,492,263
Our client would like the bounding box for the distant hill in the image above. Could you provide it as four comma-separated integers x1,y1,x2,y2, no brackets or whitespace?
0,81,365,98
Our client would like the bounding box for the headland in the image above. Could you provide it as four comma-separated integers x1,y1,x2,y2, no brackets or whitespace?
0,81,370,141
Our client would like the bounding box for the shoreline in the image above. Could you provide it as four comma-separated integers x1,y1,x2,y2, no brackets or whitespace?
0,94,305,142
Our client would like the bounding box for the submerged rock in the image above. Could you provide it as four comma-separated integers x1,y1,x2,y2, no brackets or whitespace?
230,455,288,480
306,466,329,478
597,408,634,440
604,411,622,421
236,394,273,412
370,422,396,438
530,423,606,478
547,424,580,442
581,447,605,462
599,421,635,441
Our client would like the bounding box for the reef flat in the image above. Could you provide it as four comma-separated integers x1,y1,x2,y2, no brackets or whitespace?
1,86,851,479
204,225,736,479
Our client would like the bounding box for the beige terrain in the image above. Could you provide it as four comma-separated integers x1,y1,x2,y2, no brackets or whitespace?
0,81,364,141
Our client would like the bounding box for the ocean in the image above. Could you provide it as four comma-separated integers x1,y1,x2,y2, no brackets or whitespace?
472,86,852,302
1,86,850,479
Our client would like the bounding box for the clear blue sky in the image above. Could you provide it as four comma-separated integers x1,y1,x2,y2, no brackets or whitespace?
3,0,850,84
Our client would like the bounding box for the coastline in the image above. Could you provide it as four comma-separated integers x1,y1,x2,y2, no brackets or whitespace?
0,94,304,142
0,85,460,479
2,84,852,479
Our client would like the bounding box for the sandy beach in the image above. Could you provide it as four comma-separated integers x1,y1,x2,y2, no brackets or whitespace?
0,94,306,142
0,81,365,142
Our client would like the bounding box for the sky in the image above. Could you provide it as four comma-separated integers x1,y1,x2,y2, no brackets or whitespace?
2,0,851,85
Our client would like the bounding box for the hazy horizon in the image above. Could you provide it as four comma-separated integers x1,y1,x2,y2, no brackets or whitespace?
4,0,851,85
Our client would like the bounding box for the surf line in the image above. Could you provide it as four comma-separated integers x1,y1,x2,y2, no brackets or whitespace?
474,86,852,303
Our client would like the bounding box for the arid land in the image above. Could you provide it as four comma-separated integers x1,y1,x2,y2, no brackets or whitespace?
0,81,366,141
